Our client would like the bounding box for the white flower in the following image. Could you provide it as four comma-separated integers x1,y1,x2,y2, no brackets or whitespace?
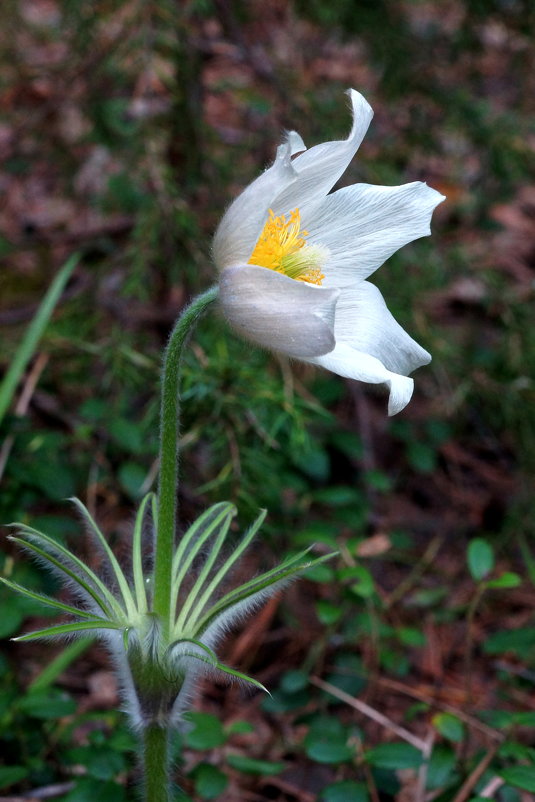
214,89,444,415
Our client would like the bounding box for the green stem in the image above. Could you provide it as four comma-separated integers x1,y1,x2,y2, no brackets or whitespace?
143,724,170,802
153,286,218,634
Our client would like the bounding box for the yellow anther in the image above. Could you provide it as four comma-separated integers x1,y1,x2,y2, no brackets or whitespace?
248,208,326,286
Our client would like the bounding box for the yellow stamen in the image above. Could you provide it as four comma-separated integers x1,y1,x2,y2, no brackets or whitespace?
248,208,326,286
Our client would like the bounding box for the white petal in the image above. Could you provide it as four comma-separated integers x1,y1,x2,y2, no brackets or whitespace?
270,89,374,217
212,139,298,269
304,342,415,416
286,129,306,156
219,265,340,358
305,181,445,285
333,281,431,375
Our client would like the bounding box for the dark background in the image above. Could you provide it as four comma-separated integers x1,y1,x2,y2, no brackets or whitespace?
1,1,534,800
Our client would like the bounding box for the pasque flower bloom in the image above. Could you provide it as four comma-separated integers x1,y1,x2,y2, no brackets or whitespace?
214,89,444,414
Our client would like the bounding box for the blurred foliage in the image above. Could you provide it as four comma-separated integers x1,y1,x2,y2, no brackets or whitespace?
1,0,535,799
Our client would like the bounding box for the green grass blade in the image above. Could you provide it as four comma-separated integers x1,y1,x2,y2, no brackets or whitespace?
0,577,100,619
184,509,267,634
70,497,137,619
29,638,94,692
13,619,124,642
0,253,80,426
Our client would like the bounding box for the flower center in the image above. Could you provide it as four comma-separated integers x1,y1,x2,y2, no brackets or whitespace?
248,208,327,286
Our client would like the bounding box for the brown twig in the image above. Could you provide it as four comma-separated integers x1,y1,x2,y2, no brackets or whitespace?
478,775,505,797
415,728,435,802
450,742,501,802
375,676,504,743
0,781,74,801
310,675,428,751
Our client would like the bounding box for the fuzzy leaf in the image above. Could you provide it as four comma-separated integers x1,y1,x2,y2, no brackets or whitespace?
132,493,154,613
14,619,124,641
171,502,236,612
183,509,267,634
194,550,336,637
9,534,118,619
11,525,124,617
169,638,268,693
69,498,138,619
0,577,97,620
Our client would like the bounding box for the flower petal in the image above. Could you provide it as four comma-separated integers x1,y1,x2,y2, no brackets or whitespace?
304,342,416,416
333,281,431,375
219,265,340,358
305,181,445,285
213,138,299,269
270,89,374,217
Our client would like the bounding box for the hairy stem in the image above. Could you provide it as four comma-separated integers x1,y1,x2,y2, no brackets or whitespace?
142,724,169,802
153,286,218,635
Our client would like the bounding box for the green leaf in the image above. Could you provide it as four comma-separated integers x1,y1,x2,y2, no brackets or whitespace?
314,486,362,507
483,627,535,656
321,781,369,802
432,712,465,742
347,564,375,598
10,527,121,619
14,619,123,641
131,493,153,615
280,670,308,694
325,653,366,698
467,538,494,581
0,577,97,619
315,599,342,625
191,763,228,799
514,712,535,727
398,627,426,647
225,720,254,736
225,754,285,775
366,742,424,770
61,778,126,802
500,765,535,792
172,502,237,616
498,741,535,762
0,595,25,638
303,716,354,764
486,572,521,589
175,504,248,632
171,639,268,694
261,687,310,714
69,498,138,620
18,688,76,719
117,461,147,500
303,562,335,583
426,746,458,790
0,766,29,789
406,442,437,473
364,469,392,492
66,746,126,780
184,712,227,750
194,549,335,637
